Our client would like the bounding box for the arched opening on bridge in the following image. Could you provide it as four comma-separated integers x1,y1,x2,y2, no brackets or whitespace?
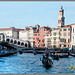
14,40,17,44
6,38,10,42
28,44,31,47
10,39,13,43
18,41,20,45
21,42,24,46
25,43,27,47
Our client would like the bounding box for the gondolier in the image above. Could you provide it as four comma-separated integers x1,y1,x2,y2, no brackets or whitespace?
40,49,53,68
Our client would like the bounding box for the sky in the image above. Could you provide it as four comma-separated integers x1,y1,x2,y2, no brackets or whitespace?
0,1,75,29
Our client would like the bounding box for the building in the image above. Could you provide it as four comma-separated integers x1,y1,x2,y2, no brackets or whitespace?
51,29,60,48
44,32,51,49
59,25,71,49
19,25,40,47
33,26,52,48
70,24,75,51
57,6,65,28
0,27,24,39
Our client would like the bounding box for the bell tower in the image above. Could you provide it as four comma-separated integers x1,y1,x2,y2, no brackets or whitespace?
57,6,65,28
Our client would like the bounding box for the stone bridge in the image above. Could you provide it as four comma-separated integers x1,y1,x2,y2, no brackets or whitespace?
0,33,31,48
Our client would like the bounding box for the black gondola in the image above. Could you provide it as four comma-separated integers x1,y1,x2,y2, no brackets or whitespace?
19,51,22,54
40,55,53,67
53,55,59,60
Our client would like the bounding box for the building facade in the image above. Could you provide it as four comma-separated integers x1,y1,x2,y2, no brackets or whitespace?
33,26,52,48
59,25,71,49
19,25,40,47
51,29,60,48
0,27,24,39
44,33,51,48
70,24,75,51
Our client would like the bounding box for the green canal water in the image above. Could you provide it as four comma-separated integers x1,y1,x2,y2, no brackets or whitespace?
0,53,74,74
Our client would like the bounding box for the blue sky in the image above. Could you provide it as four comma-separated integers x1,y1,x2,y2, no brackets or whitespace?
0,1,75,29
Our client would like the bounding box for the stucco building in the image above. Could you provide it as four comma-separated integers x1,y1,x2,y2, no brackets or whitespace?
19,25,40,47
0,27,24,39
51,29,60,48
59,25,71,49
44,32,51,48
33,26,52,48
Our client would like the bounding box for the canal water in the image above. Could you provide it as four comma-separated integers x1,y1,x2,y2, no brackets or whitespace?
0,53,75,74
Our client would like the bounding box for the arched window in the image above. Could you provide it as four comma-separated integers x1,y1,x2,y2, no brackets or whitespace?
28,44,31,47
14,40,17,44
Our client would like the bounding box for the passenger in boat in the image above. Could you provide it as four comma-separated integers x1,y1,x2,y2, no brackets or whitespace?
45,49,50,58
46,49,50,54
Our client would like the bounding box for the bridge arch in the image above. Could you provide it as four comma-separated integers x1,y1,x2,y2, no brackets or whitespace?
6,38,10,43
18,41,20,45
14,40,17,44
10,39,13,43
21,42,24,46
25,43,27,47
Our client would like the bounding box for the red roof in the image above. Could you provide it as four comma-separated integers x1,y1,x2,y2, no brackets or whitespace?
0,28,25,31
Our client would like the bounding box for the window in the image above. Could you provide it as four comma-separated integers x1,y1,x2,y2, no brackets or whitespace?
39,40,40,42
64,33,66,36
68,39,70,43
34,34,37,36
54,42,56,44
73,28,74,33
60,39,66,43
42,39,44,42
53,37,56,40
73,36,74,41
64,39,66,43
60,29,62,31
36,38,39,41
60,45,61,47
64,45,66,47
38,34,40,36
53,45,56,48
68,33,70,36
47,38,51,42
43,44,45,47
63,29,66,31
53,33,56,36
68,28,70,30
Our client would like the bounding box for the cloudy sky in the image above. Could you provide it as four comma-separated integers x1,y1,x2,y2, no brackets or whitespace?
0,1,75,29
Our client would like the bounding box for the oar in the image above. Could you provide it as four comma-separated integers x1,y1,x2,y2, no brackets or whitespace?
31,58,40,64
31,55,43,64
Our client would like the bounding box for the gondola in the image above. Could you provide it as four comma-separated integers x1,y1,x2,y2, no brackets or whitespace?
40,55,53,67
53,55,59,60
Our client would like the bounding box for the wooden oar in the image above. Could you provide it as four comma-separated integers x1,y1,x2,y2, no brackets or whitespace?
31,55,43,64
31,58,40,64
